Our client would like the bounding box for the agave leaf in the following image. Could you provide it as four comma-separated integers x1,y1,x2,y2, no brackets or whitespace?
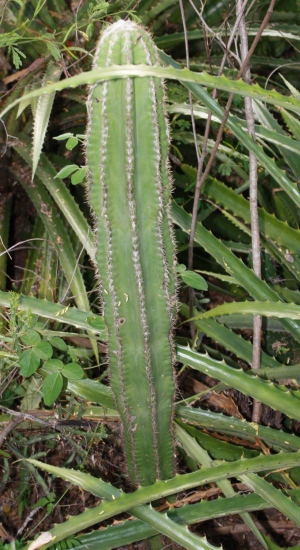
74,488,283,550
280,74,300,101
19,217,45,296
177,346,300,422
0,290,106,335
180,303,282,369
260,237,300,287
215,315,284,331
257,364,300,382
2,61,300,205
32,61,62,178
161,52,300,209
16,95,32,118
215,207,300,288
15,143,95,261
239,472,300,528
176,405,300,451
281,108,300,141
190,301,300,322
202,177,300,254
33,452,300,498
154,26,300,49
10,161,90,316
195,270,239,285
23,460,217,550
38,230,57,301
0,289,287,344
67,379,115,410
176,424,268,549
172,202,300,342
252,101,300,182
142,0,179,24
170,103,300,156
22,451,300,549
3,63,300,119
3,290,300,415
177,421,258,461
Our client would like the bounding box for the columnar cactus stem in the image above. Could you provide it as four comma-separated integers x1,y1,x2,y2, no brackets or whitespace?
86,20,176,487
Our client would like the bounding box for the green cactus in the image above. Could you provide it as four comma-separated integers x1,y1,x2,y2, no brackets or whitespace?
86,20,176,487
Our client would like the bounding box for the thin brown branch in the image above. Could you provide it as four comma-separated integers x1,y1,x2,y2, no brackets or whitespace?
186,0,250,332
236,0,262,423
190,0,275,222
0,417,23,447
0,405,63,433
186,0,241,268
187,0,275,278
179,0,201,338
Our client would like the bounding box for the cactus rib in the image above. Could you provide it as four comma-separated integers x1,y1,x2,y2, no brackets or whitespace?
86,20,176,487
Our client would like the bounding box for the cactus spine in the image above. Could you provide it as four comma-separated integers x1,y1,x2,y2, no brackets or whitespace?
86,20,176,487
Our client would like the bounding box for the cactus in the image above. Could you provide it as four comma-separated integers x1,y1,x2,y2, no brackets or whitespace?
86,20,176,487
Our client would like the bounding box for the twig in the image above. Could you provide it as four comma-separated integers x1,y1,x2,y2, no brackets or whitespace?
0,417,23,447
202,518,297,536
178,0,201,338
187,0,275,291
0,238,45,258
236,0,262,423
60,239,86,303
186,0,249,334
188,0,241,65
0,405,61,431
16,508,41,537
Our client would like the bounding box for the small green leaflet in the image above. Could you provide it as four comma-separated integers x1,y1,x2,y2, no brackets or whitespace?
180,270,208,291
42,372,63,406
55,164,79,179
62,363,84,381
55,164,87,184
20,329,41,346
48,336,68,351
42,358,64,373
71,167,86,185
19,350,40,377
46,41,61,62
87,315,105,330
0,449,10,458
32,341,53,360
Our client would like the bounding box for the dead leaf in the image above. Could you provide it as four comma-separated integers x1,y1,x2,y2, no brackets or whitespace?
28,532,54,550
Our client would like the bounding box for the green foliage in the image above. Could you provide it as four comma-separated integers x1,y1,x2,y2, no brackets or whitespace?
33,493,55,514
55,164,87,185
177,265,208,291
2,1,300,549
9,44,26,69
6,299,84,406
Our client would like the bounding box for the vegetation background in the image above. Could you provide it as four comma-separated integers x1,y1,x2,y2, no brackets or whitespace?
1,0,300,549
